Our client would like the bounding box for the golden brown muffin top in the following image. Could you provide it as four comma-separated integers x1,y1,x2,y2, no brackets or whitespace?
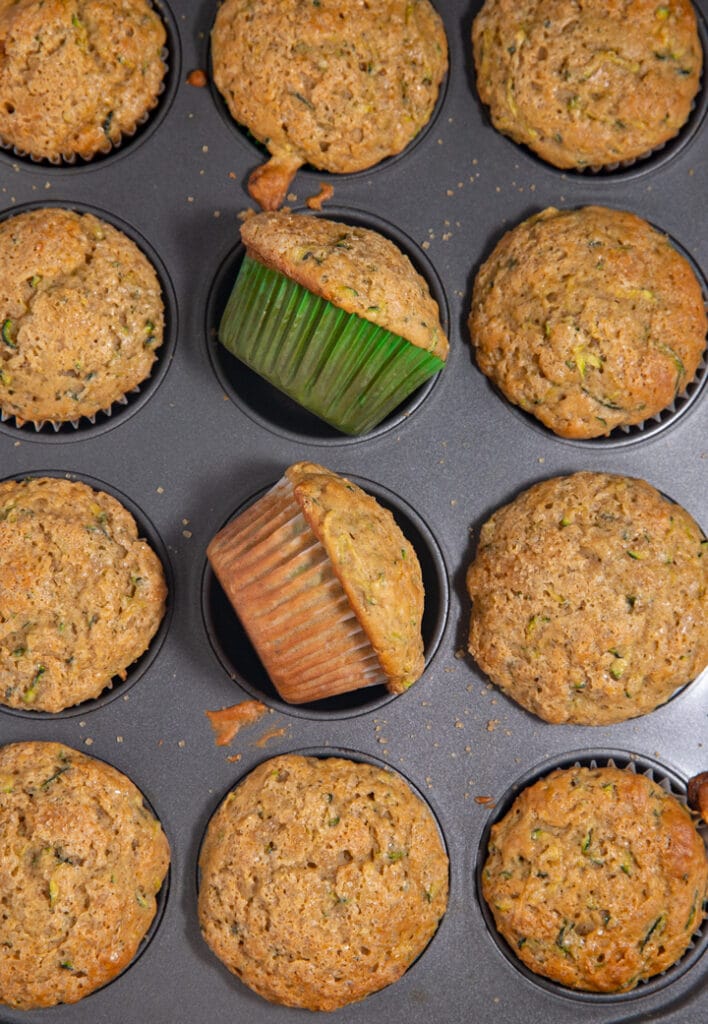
211,0,448,209
0,476,167,711
198,754,448,1010
241,212,448,360
286,462,425,693
482,765,708,992
0,741,170,1010
0,0,167,162
0,207,164,425
466,472,708,725
469,206,706,438
473,0,702,170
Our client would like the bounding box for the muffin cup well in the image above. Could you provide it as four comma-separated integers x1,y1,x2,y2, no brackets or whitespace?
217,256,445,436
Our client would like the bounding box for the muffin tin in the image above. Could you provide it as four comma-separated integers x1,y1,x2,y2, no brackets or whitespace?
0,1,706,1021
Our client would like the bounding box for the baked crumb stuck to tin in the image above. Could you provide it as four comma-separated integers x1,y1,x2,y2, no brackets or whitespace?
0,0,167,163
0,207,165,428
0,476,167,712
211,0,449,209
466,472,708,725
472,0,703,171
0,741,170,1010
469,206,707,439
198,754,449,1010
481,764,708,992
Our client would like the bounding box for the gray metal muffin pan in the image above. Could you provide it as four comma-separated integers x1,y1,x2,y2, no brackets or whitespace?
0,1,706,1021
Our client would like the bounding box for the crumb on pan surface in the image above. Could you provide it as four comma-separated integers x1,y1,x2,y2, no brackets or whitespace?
240,211,448,360
198,753,449,1010
211,0,448,208
0,207,165,426
0,476,167,712
466,472,708,725
0,741,170,1010
469,206,707,439
482,765,708,992
0,0,167,162
472,0,702,170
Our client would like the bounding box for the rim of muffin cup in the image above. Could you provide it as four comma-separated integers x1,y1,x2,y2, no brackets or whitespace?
0,469,173,720
475,223,708,449
0,0,181,173
474,748,708,1004
205,205,451,446
194,743,450,996
0,200,178,443
480,5,708,181
201,473,449,720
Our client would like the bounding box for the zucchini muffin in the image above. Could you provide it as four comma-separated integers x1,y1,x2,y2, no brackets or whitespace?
0,741,170,1010
466,472,708,725
0,476,167,712
207,462,425,704
211,0,448,209
0,207,164,428
469,206,707,439
219,211,448,435
472,0,703,170
198,754,449,1010
481,764,708,992
0,0,167,163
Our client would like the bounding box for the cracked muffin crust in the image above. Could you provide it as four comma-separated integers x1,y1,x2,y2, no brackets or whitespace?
0,741,170,1010
0,207,164,426
198,754,449,1010
0,476,167,712
211,0,448,209
0,0,167,162
466,472,708,725
481,764,708,992
469,206,706,439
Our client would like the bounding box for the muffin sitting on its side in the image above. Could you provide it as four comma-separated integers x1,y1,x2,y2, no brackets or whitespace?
0,0,167,163
218,211,448,435
207,462,425,704
469,206,706,439
0,207,164,428
211,0,448,209
198,754,449,1010
472,0,702,170
481,764,708,992
0,741,170,1010
466,472,708,725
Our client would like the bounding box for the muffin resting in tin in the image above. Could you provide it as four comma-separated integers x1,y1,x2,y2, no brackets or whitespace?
0,207,164,427
198,754,449,1010
0,0,167,163
211,0,448,209
481,764,708,992
468,206,707,439
0,741,170,1010
472,0,703,170
0,476,167,712
466,472,708,725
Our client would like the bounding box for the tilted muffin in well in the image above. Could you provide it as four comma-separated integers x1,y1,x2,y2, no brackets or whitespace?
0,0,167,163
211,0,448,209
472,0,702,170
0,476,167,712
466,472,708,725
0,207,164,427
207,462,425,704
198,754,449,1010
219,211,448,435
469,206,706,439
482,764,708,992
0,741,170,1010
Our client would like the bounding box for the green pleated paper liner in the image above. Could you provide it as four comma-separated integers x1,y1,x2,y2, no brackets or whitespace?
218,256,445,435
